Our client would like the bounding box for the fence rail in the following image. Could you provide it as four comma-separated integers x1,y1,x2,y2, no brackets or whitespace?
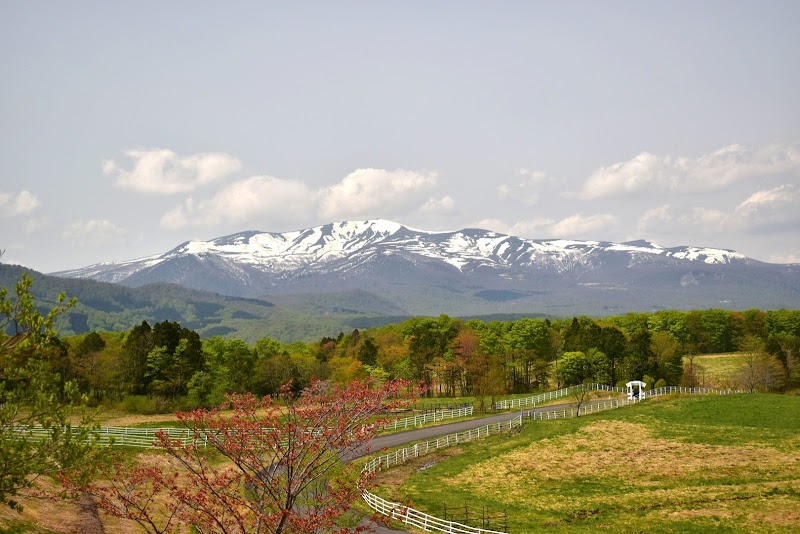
362,417,522,533
9,406,478,449
385,406,474,431
363,491,508,534
10,425,208,448
492,383,625,410
646,385,745,397
524,385,745,420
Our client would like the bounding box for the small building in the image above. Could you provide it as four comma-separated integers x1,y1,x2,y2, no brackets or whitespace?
626,380,646,400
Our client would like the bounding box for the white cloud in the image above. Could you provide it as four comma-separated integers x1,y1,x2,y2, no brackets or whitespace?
104,148,242,194
498,169,564,206
319,168,439,220
768,251,800,264
161,175,315,230
580,142,800,199
735,184,800,231
0,190,41,217
472,218,517,235
62,219,126,248
636,184,800,239
637,204,731,237
23,217,48,235
417,195,456,216
474,214,617,239
551,213,618,237
162,168,440,230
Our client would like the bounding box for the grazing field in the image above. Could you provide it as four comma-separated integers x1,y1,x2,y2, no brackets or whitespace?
685,352,744,388
375,394,800,533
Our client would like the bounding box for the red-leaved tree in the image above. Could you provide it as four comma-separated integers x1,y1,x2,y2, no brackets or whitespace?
63,379,411,533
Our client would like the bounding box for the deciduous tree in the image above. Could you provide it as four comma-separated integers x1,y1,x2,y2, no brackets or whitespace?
0,270,101,510
67,379,411,533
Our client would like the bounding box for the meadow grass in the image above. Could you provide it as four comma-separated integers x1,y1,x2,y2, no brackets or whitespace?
377,394,800,533
685,352,744,388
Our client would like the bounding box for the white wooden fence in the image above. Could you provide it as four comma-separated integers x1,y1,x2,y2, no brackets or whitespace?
11,425,208,448
361,417,522,534
10,406,477,449
645,385,745,397
492,383,625,410
385,406,474,431
362,491,509,534
525,385,745,420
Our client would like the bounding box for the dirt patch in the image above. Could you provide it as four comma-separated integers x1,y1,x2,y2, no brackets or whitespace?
73,493,105,534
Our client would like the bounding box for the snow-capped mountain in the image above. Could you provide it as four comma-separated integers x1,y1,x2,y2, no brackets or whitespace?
53,220,799,316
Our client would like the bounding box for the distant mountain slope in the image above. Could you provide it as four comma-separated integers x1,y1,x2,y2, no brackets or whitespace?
0,264,406,343
52,220,800,315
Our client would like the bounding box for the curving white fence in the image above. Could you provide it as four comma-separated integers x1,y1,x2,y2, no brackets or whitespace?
526,385,746,420
362,491,508,534
11,406,478,449
385,406,474,431
361,417,522,534
492,383,625,410
11,425,210,448
645,385,745,397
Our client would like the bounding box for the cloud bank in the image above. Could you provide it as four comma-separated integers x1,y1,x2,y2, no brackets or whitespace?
498,169,564,206
104,149,242,194
160,167,441,230
0,190,40,217
62,219,127,247
579,143,800,199
637,184,800,239
476,213,618,240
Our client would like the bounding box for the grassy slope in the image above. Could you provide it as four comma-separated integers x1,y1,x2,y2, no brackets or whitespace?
377,394,800,533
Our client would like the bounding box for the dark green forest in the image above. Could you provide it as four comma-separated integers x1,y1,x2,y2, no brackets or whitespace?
15,309,800,413
2,265,799,413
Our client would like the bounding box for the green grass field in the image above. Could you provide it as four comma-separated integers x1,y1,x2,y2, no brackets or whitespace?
685,352,744,389
374,394,800,533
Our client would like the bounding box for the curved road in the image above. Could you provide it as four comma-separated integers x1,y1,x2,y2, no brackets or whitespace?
364,398,611,457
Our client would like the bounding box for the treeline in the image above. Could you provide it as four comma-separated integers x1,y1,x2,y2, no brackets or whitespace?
52,308,800,411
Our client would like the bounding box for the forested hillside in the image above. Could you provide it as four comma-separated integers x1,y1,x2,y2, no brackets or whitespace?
0,264,406,342
44,308,800,413
3,264,799,413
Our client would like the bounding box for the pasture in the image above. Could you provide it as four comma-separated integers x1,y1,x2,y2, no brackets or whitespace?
685,352,744,389
374,394,800,533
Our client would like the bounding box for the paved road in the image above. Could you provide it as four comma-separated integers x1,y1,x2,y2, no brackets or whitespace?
363,398,613,458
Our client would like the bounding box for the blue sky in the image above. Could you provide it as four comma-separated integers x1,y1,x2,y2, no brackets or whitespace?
1,1,799,272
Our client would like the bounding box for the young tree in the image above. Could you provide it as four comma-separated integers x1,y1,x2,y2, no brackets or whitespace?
736,336,786,392
571,379,594,416
0,270,101,510
66,379,412,533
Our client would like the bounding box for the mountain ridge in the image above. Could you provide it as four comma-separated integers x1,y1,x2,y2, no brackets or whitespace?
50,219,799,316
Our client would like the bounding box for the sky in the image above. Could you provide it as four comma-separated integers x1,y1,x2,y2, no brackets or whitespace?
1,1,799,273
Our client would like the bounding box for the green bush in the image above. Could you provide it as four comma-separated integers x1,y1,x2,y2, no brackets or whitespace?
642,375,655,390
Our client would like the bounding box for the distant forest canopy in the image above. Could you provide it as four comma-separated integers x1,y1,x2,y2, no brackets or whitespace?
3,262,799,345
12,308,798,412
